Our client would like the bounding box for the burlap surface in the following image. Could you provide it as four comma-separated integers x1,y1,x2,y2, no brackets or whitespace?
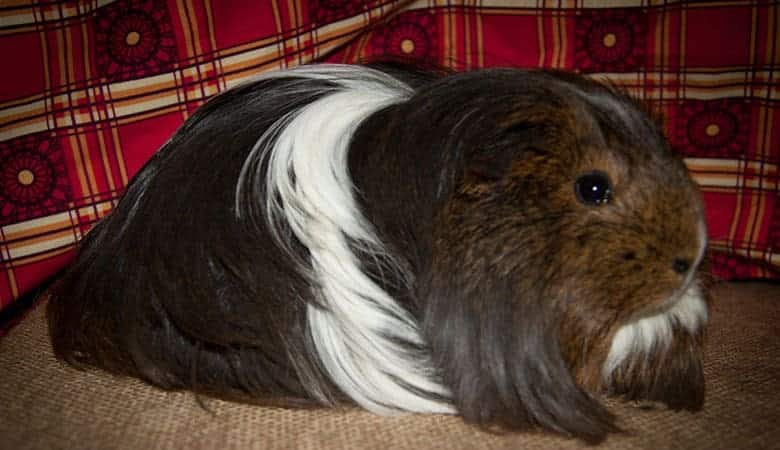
0,282,778,450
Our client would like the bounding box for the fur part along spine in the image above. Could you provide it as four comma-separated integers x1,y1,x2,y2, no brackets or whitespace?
235,65,454,415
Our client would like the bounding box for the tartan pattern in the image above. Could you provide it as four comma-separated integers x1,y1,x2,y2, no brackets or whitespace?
0,0,778,311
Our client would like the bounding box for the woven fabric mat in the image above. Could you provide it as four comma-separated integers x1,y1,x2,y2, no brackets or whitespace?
1,282,778,450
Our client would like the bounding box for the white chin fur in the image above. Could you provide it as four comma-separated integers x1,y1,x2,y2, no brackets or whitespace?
236,64,454,415
602,282,708,379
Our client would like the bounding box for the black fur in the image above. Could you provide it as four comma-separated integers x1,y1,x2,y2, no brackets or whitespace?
48,64,708,443
48,77,345,406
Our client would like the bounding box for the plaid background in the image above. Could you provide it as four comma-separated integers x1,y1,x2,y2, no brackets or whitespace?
0,0,778,314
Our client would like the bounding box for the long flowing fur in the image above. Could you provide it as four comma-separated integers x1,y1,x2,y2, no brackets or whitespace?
236,65,452,414
48,63,710,443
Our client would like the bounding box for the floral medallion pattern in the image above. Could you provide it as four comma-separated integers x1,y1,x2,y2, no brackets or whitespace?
673,99,749,158
575,9,647,72
370,11,438,62
0,134,71,226
95,0,177,81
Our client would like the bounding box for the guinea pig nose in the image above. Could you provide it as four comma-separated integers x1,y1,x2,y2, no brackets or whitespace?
672,258,692,275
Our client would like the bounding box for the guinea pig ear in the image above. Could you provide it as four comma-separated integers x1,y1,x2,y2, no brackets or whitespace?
419,269,618,443
464,122,544,182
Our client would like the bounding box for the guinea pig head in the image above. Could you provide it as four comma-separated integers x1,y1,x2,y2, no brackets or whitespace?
413,71,708,440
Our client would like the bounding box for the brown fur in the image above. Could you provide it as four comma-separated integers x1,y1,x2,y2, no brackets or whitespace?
48,65,709,444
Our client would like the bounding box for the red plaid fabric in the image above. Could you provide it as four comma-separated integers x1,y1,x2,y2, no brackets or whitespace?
0,0,778,312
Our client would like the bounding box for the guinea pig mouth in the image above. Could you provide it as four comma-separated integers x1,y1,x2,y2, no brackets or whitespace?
663,220,708,309
632,275,698,323
644,235,707,317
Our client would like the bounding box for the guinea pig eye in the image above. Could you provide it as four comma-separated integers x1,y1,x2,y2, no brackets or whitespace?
574,171,612,206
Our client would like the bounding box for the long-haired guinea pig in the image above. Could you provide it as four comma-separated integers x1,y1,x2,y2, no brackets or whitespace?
47,63,709,443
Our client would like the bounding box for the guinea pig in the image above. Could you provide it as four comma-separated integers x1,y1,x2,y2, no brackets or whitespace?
47,63,709,443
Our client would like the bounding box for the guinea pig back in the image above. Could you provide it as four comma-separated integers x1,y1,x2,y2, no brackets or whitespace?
47,64,709,443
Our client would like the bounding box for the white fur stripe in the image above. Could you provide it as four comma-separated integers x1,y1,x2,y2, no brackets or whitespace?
236,64,453,414
603,216,709,379
603,282,708,378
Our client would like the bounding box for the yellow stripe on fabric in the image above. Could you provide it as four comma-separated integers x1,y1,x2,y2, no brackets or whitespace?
284,0,299,62
761,104,776,168
451,5,460,68
679,4,688,101
96,126,117,193
6,267,18,299
2,211,78,242
54,16,92,203
551,13,560,69
742,189,762,260
463,3,471,70
747,4,758,99
559,9,567,69
441,2,450,66
5,4,775,144
4,246,75,268
203,0,225,90
0,201,115,257
742,4,780,269
726,162,746,252
0,101,46,127
185,0,204,58
110,127,128,186
686,158,779,191
350,32,372,63
77,132,100,198
0,0,118,27
64,18,76,91
709,243,780,266
54,23,66,89
175,0,196,58
4,67,773,143
475,6,484,68
271,0,287,69
68,134,90,202
537,11,545,67
4,229,76,259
